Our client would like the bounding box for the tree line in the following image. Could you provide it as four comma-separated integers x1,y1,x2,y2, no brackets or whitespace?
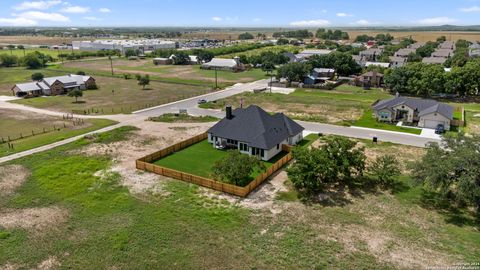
287,135,480,219
384,59,480,96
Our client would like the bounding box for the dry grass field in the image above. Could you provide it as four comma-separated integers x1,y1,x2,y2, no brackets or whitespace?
0,36,91,46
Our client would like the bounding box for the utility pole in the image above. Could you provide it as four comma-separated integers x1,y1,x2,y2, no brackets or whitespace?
214,67,218,89
109,56,114,75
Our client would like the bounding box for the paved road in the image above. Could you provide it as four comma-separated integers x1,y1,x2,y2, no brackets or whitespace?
0,78,442,163
134,79,270,117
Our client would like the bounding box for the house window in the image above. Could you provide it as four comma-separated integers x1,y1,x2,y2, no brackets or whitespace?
276,144,279,150
261,149,265,157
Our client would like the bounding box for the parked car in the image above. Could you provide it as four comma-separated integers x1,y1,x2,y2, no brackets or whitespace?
197,99,207,104
435,124,445,134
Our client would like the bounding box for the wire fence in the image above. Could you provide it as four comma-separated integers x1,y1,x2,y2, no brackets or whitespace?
71,90,215,115
1,114,85,145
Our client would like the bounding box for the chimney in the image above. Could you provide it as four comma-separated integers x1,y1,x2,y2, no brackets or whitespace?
226,105,233,120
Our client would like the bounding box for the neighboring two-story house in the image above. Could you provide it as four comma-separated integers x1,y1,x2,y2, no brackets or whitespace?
207,105,304,161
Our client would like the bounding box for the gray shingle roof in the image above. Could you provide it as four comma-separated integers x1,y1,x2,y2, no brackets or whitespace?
373,96,453,120
208,105,304,149
422,57,447,64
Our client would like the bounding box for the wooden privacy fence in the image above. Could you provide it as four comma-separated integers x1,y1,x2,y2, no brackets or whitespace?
136,134,293,197
451,106,465,127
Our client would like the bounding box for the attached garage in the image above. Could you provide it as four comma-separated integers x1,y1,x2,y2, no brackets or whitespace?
419,112,451,130
423,119,445,129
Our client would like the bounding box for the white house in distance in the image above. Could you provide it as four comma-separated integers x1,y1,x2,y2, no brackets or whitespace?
201,57,244,72
207,105,304,161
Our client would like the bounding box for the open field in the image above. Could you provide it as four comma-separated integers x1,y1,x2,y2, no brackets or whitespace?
55,58,268,87
153,139,287,185
11,75,212,114
148,113,218,123
200,85,391,124
0,126,477,269
218,45,299,58
0,48,75,58
0,36,90,46
0,108,115,157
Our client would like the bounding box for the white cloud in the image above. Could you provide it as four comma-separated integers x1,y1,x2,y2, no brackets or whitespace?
83,16,102,21
0,17,37,26
60,5,90,13
98,8,111,13
336,12,353,17
352,19,375,26
212,16,223,21
459,6,480,12
13,0,62,10
18,11,70,22
289,19,330,27
415,17,457,25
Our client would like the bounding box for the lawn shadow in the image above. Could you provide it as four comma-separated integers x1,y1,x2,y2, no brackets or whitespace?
419,190,479,227
72,100,86,104
302,176,381,207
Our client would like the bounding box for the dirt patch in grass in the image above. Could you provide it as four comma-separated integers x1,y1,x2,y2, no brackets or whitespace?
0,263,21,270
0,165,30,196
0,206,68,233
36,256,61,270
78,122,212,195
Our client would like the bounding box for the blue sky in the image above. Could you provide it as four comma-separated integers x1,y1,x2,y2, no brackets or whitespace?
1,0,480,27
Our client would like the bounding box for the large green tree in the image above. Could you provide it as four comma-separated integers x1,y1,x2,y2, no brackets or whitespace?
368,155,401,188
0,54,18,67
308,52,361,76
277,62,311,83
287,137,366,196
212,150,264,186
22,52,43,69
411,134,480,215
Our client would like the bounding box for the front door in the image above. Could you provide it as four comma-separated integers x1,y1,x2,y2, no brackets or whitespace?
396,110,409,121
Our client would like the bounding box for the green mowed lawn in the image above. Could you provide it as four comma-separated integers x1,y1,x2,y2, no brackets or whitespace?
11,75,212,114
217,45,299,58
0,48,75,58
58,58,269,87
0,127,478,269
352,110,423,135
154,140,287,184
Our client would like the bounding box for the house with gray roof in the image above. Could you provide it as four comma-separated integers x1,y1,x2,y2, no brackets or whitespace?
432,49,454,58
407,42,426,50
304,68,335,85
389,56,407,68
422,57,447,65
394,48,416,58
201,57,244,72
469,43,480,57
295,49,332,61
12,74,96,97
438,41,456,50
372,95,453,130
207,105,304,161
359,48,383,62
